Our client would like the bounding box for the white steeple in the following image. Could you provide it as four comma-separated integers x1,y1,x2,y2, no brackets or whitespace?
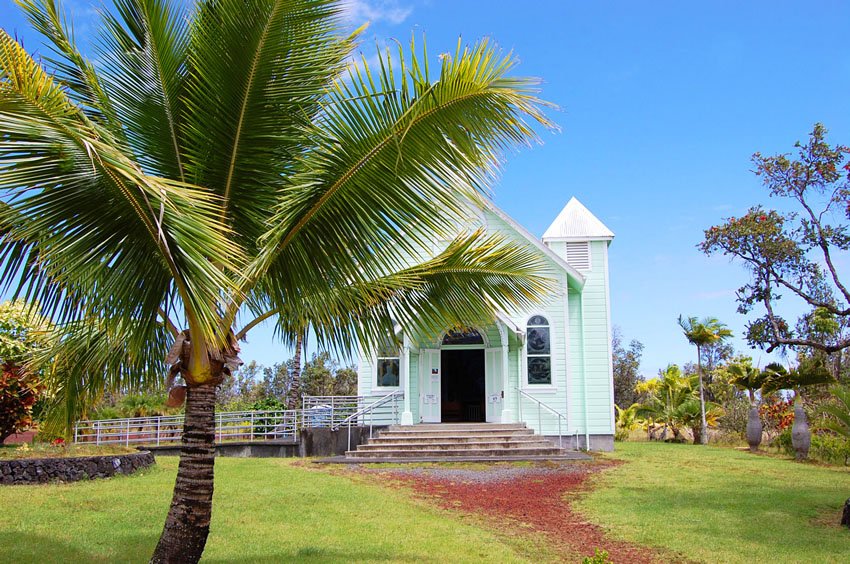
542,197,614,241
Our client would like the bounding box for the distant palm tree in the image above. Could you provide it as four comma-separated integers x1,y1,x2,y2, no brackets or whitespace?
636,364,722,444
0,1,554,561
636,364,692,441
728,359,769,451
678,316,733,445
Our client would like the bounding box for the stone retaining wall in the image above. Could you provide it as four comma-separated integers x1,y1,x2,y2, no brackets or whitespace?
0,451,155,485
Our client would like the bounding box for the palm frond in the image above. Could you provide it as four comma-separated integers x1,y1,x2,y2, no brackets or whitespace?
251,35,555,326
818,385,850,439
0,29,243,346
183,0,353,244
16,0,123,132
96,0,190,180
267,230,554,353
36,314,171,438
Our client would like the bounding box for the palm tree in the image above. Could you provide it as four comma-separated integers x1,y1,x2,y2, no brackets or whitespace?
678,316,733,445
635,364,693,441
762,358,834,460
286,332,303,410
0,1,555,561
636,364,723,444
727,359,769,451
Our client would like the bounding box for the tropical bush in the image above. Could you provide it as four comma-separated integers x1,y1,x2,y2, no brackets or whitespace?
614,404,643,441
810,433,850,466
635,364,723,444
0,363,44,443
0,301,50,442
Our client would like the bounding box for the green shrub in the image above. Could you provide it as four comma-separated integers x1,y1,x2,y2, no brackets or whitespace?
771,427,794,456
810,433,850,466
582,548,612,564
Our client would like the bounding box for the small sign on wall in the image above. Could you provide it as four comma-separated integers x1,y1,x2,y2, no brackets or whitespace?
423,394,438,404
431,368,439,375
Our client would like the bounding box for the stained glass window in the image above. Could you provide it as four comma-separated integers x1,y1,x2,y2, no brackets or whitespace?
526,316,551,385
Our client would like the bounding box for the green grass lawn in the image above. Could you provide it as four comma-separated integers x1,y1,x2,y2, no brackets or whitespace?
0,456,543,563
576,441,850,564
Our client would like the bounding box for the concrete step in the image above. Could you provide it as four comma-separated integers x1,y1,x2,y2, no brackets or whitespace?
388,423,527,432
346,446,566,458
357,440,556,451
380,429,534,439
367,434,543,444
322,453,591,464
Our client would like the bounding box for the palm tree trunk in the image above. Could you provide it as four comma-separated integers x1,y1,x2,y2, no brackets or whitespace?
151,384,217,564
287,333,302,410
697,344,708,445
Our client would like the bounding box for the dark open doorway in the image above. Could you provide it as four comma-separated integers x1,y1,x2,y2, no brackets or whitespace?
440,349,485,422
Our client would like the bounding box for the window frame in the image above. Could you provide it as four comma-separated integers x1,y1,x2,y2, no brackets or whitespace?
374,353,401,390
373,329,403,390
525,314,554,387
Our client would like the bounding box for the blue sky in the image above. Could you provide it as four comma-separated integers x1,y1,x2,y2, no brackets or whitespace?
2,0,849,378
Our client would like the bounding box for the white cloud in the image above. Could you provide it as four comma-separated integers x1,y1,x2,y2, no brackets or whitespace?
343,0,413,25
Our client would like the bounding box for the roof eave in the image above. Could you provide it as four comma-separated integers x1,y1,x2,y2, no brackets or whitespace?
479,199,586,290
542,235,614,243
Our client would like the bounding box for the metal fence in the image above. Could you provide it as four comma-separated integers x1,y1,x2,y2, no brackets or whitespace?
73,392,403,446
301,393,403,429
74,410,298,446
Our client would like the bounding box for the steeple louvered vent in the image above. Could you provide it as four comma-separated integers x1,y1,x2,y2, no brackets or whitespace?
565,241,591,270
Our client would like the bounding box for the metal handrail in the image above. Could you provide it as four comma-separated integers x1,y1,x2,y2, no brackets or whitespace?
332,390,404,451
301,395,362,428
515,387,568,449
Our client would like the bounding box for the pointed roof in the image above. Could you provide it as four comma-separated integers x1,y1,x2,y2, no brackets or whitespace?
542,197,614,241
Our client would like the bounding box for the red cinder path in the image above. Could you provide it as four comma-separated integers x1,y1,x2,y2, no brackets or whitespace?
351,460,676,563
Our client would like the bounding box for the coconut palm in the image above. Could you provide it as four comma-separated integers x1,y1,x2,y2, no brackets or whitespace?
678,315,733,445
0,1,555,561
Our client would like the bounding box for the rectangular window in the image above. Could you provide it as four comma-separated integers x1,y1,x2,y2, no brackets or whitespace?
376,357,400,387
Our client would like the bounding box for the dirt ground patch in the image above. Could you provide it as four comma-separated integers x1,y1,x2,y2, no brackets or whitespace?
342,459,678,563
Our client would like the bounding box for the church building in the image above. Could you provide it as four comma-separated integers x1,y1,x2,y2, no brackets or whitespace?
356,197,616,450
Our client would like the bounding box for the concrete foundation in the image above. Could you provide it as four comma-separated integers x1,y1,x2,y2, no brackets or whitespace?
544,433,614,452
143,426,381,458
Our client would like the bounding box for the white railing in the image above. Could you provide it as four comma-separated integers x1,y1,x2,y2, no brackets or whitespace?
516,388,569,449
74,394,404,447
330,390,404,451
301,395,362,428
73,410,298,446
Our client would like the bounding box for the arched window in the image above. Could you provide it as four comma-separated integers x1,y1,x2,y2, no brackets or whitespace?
526,315,551,385
376,337,400,388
